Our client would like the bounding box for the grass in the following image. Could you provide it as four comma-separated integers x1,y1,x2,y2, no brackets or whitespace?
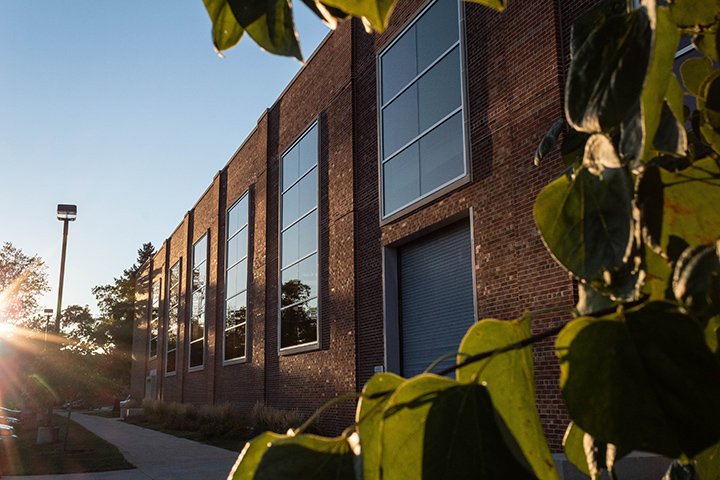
0,414,134,476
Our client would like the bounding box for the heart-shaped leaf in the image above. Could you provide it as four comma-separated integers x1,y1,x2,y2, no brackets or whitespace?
255,434,356,479
229,432,285,480
380,375,535,479
203,0,245,53
355,372,404,480
556,301,720,458
456,314,559,480
566,7,652,133
673,242,720,323
669,0,720,28
534,167,634,281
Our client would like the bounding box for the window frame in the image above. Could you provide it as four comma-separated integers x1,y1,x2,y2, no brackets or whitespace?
223,191,251,365
149,278,161,360
278,119,321,355
188,233,209,372
165,259,181,376
376,0,471,223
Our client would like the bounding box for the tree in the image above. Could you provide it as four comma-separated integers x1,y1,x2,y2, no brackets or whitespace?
92,242,154,388
0,242,48,324
216,0,720,479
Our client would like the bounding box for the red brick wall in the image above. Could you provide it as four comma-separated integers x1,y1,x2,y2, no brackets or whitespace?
130,0,602,449
264,20,356,434
183,175,221,405
161,217,189,403
214,116,269,410
147,244,166,400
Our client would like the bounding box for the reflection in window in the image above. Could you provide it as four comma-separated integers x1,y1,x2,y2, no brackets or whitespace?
165,260,181,375
150,280,160,359
379,0,466,217
280,124,319,350
225,193,249,362
189,235,207,369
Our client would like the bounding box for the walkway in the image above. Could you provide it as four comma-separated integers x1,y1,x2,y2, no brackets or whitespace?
4,412,239,480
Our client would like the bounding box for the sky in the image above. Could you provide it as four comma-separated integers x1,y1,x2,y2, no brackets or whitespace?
0,1,329,314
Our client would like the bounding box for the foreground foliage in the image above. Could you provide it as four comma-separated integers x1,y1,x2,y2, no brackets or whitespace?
219,0,720,479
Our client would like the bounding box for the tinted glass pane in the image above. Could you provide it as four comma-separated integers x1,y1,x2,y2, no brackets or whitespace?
170,263,180,289
280,298,318,349
382,29,418,103
298,124,318,176
194,236,207,266
150,338,158,358
382,84,419,158
383,143,420,215
227,259,247,299
167,332,177,351
227,226,248,267
150,312,159,337
228,195,248,236
420,112,464,195
281,253,317,307
225,325,246,361
416,0,459,72
281,210,317,269
226,291,247,328
191,311,204,342
282,169,317,229
166,350,176,374
190,340,203,367
192,265,205,291
192,290,205,322
418,48,461,132
282,143,300,188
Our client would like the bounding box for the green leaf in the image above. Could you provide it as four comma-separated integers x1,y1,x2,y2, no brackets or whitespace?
556,301,720,458
681,57,713,97
320,0,395,32
570,0,628,59
563,423,591,477
464,0,506,12
576,283,617,315
640,6,681,162
565,7,652,133
673,243,720,323
534,167,633,281
669,0,720,28
696,440,720,480
229,0,302,60
534,120,564,166
254,434,355,479
228,432,285,480
694,32,719,62
300,0,349,29
203,0,245,53
653,101,688,156
706,315,720,353
355,372,404,480
380,375,535,479
642,247,673,300
456,314,559,480
639,158,720,257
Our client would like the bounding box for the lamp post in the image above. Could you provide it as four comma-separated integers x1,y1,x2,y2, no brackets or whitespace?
43,308,53,349
55,204,76,334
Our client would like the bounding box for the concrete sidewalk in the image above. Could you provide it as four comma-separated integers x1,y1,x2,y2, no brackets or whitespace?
4,412,239,480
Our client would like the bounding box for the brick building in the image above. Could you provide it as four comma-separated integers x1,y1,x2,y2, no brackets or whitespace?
131,0,599,450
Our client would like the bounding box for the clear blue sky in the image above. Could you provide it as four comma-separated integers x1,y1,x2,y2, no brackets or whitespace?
0,1,329,313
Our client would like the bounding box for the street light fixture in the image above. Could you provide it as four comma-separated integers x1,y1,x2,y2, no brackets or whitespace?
55,204,76,334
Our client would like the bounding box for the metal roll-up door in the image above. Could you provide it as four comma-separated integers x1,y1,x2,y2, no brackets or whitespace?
399,219,475,377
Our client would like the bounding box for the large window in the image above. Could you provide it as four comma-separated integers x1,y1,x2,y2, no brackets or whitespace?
378,0,466,218
165,260,181,375
280,123,319,351
224,194,249,362
189,235,207,369
149,279,160,359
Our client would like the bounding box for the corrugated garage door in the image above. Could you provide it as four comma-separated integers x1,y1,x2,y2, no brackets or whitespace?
399,219,475,377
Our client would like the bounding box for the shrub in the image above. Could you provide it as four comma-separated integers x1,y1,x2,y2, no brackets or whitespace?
249,402,304,434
